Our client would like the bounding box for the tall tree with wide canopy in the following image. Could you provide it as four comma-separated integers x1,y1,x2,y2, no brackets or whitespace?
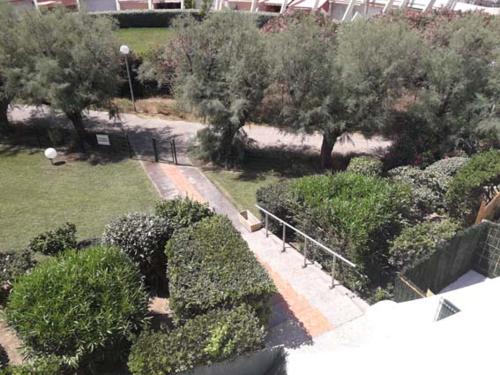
270,16,346,169
335,18,425,132
170,12,270,165
409,13,500,156
0,4,30,132
19,9,121,146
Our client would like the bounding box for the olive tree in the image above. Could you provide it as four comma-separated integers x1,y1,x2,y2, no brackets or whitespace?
270,17,347,169
410,13,500,156
170,12,270,165
20,9,121,146
0,4,29,132
335,18,425,136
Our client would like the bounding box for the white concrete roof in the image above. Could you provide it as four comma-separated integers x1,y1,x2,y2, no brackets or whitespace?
286,274,500,374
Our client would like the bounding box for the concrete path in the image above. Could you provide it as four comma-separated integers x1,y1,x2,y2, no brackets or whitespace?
141,159,369,348
0,320,24,365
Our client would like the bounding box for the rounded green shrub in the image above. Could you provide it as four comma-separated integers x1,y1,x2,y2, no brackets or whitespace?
154,197,213,232
27,223,77,256
166,215,275,323
388,166,442,217
388,219,460,271
446,150,500,224
128,305,265,375
102,213,170,290
346,156,383,176
6,246,149,369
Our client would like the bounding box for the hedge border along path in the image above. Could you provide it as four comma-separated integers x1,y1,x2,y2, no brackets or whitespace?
127,305,265,375
166,215,276,323
91,10,277,28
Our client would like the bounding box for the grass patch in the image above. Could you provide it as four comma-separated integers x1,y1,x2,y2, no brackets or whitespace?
202,147,320,216
0,148,159,251
115,27,174,57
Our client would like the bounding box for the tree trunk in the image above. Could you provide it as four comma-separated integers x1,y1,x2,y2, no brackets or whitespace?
320,130,339,170
219,125,240,167
65,111,86,152
0,98,10,134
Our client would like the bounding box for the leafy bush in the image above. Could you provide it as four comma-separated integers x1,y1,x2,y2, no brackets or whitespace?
95,10,275,30
389,219,460,271
446,150,500,224
93,10,202,28
128,305,265,375
0,249,36,305
425,156,469,177
102,213,170,290
290,172,411,290
27,223,76,256
256,181,297,238
6,246,149,369
166,215,275,322
388,166,442,217
0,356,69,375
346,156,383,176
154,198,213,232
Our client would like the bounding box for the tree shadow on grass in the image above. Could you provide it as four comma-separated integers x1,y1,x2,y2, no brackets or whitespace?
2,111,179,166
228,145,322,182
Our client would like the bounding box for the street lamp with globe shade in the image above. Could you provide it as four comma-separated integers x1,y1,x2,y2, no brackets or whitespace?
44,148,58,165
120,44,136,112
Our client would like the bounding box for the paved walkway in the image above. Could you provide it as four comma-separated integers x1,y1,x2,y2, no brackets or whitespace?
9,106,391,158
0,320,24,365
142,160,369,348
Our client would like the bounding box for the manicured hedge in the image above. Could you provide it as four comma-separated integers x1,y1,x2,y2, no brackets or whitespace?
6,246,149,369
128,305,265,375
155,197,213,232
388,219,460,271
102,213,171,291
346,156,383,177
93,10,202,28
92,10,276,29
166,215,275,322
446,150,500,224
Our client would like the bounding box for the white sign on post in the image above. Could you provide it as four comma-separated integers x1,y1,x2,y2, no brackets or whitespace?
96,134,110,146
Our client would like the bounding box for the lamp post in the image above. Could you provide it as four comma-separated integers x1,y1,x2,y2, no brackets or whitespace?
44,148,58,165
120,45,136,112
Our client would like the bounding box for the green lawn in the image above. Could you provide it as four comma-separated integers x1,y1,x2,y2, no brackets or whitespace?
202,149,320,216
0,149,159,252
115,27,174,57
204,169,280,217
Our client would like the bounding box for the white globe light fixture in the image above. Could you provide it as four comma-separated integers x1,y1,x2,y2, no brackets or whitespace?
44,148,58,165
119,45,136,111
119,45,130,55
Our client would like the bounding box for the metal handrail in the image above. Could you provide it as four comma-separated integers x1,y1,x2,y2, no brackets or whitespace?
255,204,356,288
